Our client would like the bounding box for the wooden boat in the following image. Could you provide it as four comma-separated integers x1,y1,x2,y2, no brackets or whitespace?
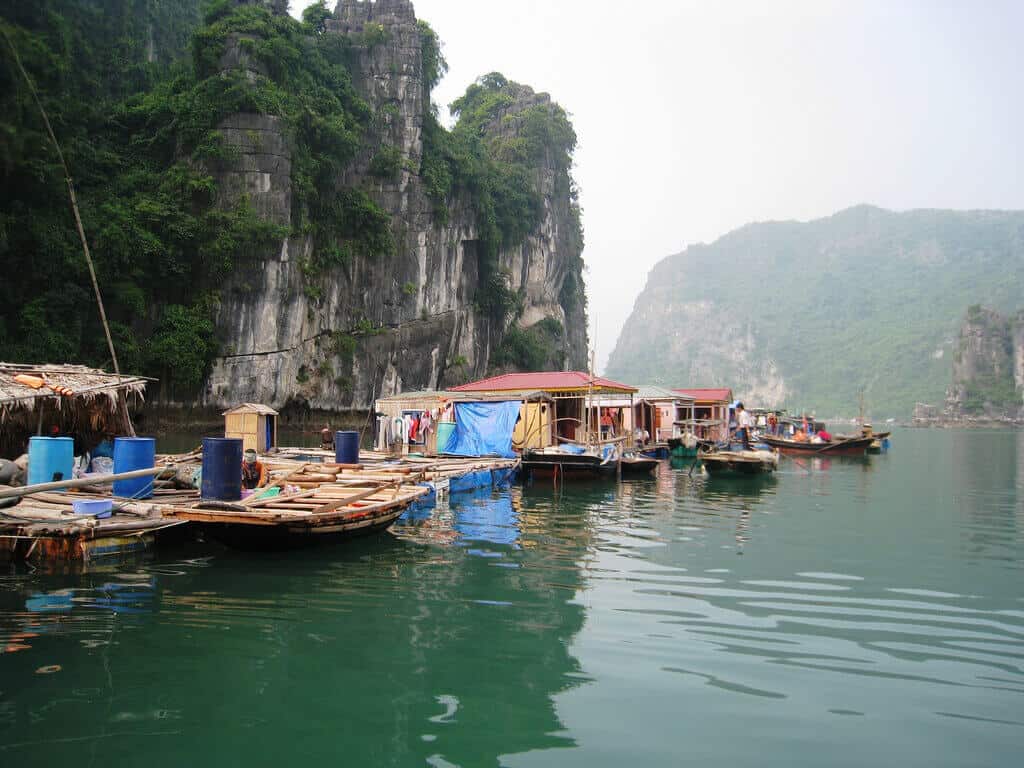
160,482,429,549
701,449,778,475
620,454,659,475
639,444,669,459
760,435,873,457
521,447,619,479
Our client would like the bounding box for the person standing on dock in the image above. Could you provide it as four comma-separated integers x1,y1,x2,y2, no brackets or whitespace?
320,427,334,451
241,449,267,489
736,402,753,450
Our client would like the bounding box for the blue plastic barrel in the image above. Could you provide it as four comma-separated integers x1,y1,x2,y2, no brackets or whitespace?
334,430,360,464
28,436,74,489
112,437,156,499
201,437,243,501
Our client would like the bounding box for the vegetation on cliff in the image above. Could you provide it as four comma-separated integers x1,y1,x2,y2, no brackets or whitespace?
952,305,1022,416
607,205,1024,417
1,1,585,399
421,71,583,325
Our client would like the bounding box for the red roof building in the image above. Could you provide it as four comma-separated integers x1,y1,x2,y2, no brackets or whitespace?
673,388,733,442
674,388,733,403
453,371,637,394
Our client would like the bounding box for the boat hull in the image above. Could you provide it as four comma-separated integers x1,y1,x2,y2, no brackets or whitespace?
760,436,873,457
201,507,406,550
701,450,777,475
620,457,659,475
522,451,618,479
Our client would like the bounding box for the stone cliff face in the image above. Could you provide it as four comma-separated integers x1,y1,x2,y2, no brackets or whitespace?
945,307,1024,419
200,0,586,411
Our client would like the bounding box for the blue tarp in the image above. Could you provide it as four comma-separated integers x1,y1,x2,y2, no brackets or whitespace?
442,401,521,458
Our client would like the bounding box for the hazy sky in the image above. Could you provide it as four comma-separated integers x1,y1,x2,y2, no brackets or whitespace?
292,1,1024,371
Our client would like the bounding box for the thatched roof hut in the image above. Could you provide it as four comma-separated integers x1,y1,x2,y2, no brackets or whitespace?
0,363,151,458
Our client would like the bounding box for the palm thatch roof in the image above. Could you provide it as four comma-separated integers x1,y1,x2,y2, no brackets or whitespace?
0,363,151,458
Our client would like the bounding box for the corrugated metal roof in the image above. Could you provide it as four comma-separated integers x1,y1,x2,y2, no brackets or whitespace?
635,385,693,402
674,388,733,402
452,371,637,393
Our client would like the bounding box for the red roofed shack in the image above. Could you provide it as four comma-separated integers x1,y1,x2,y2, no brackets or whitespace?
453,372,638,449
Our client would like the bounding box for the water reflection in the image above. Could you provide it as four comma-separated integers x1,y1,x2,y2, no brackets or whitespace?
2,431,1023,767
0,492,592,766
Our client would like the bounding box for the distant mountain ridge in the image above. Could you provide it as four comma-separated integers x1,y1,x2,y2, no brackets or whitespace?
605,205,1024,417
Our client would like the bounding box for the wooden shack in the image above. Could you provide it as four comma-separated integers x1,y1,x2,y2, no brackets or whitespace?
0,362,150,459
673,388,734,442
223,403,279,452
451,371,637,449
373,389,553,455
632,386,696,443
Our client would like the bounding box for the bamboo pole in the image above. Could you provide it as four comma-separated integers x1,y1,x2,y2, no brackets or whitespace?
0,465,175,499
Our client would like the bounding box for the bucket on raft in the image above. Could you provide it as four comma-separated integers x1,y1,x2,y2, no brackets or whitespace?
436,421,456,454
72,498,113,518
201,437,243,501
334,430,359,464
112,436,156,499
27,436,74,489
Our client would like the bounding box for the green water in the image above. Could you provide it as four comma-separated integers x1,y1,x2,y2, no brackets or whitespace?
1,429,1022,766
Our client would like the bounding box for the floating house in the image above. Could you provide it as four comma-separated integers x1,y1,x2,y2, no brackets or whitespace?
223,403,279,452
451,372,639,449
373,389,553,456
673,387,733,442
0,362,150,459
633,386,696,443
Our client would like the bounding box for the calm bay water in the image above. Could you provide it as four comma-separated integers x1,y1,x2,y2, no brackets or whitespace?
1,429,1022,766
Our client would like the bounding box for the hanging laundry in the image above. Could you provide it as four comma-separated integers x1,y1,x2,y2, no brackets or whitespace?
418,409,433,439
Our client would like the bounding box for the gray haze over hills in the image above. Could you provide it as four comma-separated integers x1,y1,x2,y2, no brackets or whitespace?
605,205,1024,418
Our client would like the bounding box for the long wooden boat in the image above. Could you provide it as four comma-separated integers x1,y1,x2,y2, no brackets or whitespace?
701,449,778,475
160,482,430,549
760,435,873,457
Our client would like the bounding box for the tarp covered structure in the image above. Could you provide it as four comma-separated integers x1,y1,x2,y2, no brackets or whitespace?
442,401,521,458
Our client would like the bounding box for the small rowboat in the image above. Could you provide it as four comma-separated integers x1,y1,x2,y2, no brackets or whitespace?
701,449,778,475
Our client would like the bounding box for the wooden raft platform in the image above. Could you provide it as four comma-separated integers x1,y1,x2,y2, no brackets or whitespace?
0,487,197,563
160,450,520,493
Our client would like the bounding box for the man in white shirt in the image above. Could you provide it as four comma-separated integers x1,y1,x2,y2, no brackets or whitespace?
736,402,753,450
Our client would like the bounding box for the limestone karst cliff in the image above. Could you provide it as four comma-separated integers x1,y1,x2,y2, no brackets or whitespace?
203,0,587,411
945,306,1024,419
0,0,587,412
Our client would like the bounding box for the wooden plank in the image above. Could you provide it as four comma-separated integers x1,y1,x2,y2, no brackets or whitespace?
310,485,396,515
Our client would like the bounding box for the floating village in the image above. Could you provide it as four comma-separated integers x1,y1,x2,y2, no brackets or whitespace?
0,362,891,567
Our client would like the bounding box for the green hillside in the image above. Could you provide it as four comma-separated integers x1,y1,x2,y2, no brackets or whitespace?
605,205,1024,418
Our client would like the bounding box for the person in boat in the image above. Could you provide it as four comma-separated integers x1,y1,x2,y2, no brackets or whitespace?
241,449,268,489
816,427,832,442
767,413,778,435
320,427,334,451
736,402,753,450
